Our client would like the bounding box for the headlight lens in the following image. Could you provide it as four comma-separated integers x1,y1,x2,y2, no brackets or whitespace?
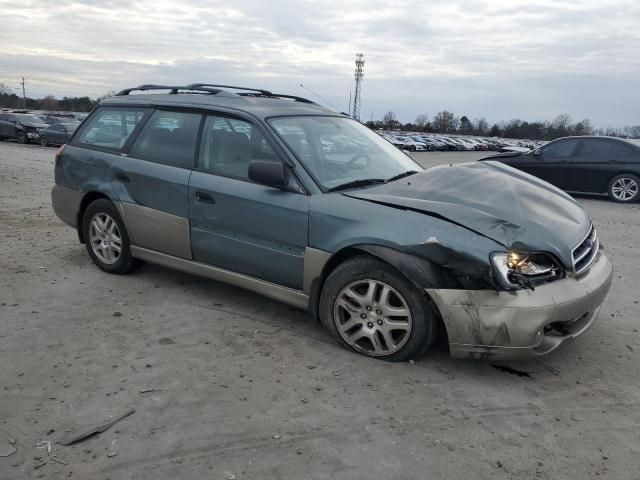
491,252,562,290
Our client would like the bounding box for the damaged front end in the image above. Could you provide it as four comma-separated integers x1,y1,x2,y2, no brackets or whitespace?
312,160,613,359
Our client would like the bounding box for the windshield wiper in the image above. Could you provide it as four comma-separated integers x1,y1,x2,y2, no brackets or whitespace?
386,170,418,183
328,178,386,192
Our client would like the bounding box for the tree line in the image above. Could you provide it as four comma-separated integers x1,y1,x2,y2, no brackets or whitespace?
366,111,640,140
0,83,115,113
2,82,638,140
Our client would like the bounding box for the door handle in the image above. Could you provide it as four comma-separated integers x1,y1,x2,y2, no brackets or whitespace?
115,172,130,183
195,191,215,204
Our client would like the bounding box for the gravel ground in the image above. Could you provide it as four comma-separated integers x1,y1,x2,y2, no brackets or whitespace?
1,142,639,479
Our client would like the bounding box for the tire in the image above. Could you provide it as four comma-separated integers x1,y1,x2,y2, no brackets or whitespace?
607,174,640,203
82,199,142,274
409,145,416,152
16,130,27,144
40,136,48,147
319,255,437,362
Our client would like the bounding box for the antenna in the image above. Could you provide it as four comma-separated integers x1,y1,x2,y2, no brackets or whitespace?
352,53,365,121
299,84,339,111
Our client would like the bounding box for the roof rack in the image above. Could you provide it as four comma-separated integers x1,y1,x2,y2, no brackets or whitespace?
115,83,316,104
237,92,315,104
186,83,273,95
116,84,223,96
185,83,315,104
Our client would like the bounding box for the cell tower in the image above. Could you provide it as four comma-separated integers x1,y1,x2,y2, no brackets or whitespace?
352,53,365,121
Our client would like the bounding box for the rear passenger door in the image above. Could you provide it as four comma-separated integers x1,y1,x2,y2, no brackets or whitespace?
74,107,201,259
117,109,202,259
570,138,615,192
188,114,309,290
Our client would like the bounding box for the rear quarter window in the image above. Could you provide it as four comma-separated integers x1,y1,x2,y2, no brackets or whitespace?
75,107,148,152
610,142,634,159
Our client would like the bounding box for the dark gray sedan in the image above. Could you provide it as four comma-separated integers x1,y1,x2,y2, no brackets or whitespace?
480,136,640,203
40,123,78,147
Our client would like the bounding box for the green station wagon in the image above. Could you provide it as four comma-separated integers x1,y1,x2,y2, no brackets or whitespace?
52,83,613,361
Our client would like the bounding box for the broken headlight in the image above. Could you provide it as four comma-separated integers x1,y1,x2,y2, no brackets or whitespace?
491,252,562,290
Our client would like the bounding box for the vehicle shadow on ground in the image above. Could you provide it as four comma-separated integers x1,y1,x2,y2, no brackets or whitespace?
127,262,573,384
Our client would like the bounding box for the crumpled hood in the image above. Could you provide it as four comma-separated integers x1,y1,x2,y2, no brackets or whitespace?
344,161,591,268
20,122,47,129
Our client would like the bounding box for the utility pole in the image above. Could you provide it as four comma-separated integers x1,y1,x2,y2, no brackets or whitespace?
351,53,365,121
20,77,26,108
348,91,352,116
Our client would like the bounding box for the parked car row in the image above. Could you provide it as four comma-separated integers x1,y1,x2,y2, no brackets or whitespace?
0,109,81,145
379,131,544,152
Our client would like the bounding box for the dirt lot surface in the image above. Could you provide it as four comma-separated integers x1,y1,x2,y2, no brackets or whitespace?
1,143,639,479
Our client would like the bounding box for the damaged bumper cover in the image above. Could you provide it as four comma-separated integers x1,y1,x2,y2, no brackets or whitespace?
427,251,613,360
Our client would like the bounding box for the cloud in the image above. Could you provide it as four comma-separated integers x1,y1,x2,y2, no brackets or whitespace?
0,0,638,126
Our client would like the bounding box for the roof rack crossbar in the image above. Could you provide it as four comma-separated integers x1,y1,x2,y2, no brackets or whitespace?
187,83,273,96
116,84,222,96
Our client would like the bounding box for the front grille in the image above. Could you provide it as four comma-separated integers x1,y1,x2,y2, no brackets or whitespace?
572,225,598,274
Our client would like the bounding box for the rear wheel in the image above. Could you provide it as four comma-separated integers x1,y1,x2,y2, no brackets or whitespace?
82,199,142,274
319,255,437,361
608,174,640,203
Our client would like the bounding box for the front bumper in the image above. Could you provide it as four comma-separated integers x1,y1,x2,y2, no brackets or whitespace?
427,251,613,360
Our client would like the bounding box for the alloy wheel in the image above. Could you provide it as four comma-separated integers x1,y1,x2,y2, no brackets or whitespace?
611,177,639,201
333,279,412,356
88,213,122,265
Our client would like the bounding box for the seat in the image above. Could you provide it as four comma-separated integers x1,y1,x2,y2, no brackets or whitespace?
210,130,252,178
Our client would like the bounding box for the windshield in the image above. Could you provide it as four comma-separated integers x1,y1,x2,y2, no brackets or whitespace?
15,114,44,124
269,116,422,190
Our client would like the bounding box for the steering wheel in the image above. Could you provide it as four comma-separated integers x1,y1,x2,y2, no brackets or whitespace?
347,154,370,167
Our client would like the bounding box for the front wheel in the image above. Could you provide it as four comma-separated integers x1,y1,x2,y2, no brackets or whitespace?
17,130,27,144
40,136,48,147
319,255,437,361
82,199,142,274
608,174,640,203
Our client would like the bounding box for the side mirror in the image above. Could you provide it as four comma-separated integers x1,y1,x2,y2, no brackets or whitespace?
248,160,286,187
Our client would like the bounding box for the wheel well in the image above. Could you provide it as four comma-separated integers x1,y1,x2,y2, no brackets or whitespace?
309,245,450,347
76,192,111,243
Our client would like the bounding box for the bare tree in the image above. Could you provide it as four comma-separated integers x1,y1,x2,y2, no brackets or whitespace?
415,114,429,130
432,111,459,134
383,111,398,130
41,95,59,110
474,118,489,135
0,82,12,95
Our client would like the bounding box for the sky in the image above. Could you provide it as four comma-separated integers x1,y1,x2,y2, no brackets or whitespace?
0,0,639,127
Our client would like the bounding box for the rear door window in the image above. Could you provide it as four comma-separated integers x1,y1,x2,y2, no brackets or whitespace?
578,139,612,160
130,110,202,169
76,108,148,151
